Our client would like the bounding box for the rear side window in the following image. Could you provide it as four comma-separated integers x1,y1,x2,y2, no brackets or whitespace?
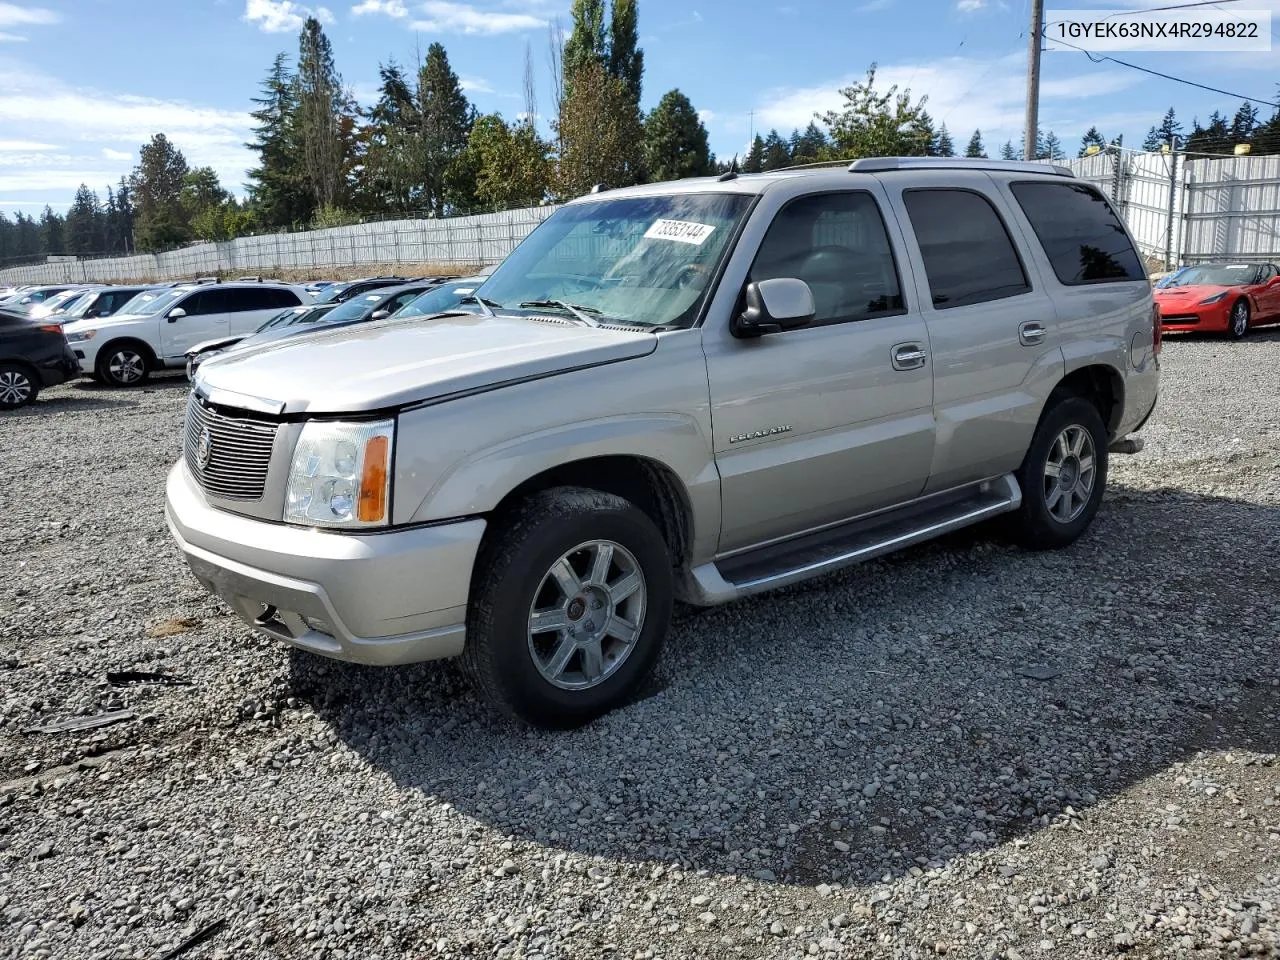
264,287,302,308
181,290,228,315
1009,182,1145,284
223,287,298,312
902,189,1031,309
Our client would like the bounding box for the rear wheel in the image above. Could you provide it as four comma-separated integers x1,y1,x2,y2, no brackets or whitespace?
464,486,673,728
1010,396,1108,550
96,341,151,388
1228,299,1250,339
0,362,38,410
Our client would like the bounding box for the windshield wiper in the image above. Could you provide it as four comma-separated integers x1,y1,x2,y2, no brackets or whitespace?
458,295,500,317
518,299,601,327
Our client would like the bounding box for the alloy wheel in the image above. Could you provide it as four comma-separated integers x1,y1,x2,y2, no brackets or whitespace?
1043,424,1096,524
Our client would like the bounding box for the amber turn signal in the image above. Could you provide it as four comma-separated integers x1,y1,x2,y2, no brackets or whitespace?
357,434,390,522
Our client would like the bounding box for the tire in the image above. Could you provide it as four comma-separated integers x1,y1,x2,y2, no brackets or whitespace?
464,486,674,728
95,340,151,388
1228,299,1250,340
0,362,38,410
1010,396,1109,551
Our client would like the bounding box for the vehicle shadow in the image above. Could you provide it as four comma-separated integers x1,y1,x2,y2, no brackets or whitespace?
287,485,1280,887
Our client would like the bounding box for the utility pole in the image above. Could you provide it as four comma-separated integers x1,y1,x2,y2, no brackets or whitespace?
1165,131,1179,270
1024,0,1044,161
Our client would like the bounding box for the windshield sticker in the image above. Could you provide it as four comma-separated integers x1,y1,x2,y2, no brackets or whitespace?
644,219,716,245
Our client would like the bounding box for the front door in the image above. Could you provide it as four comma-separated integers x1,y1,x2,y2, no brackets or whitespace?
159,289,229,360
704,188,936,555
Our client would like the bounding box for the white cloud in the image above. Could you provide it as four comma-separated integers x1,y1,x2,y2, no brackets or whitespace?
459,75,494,93
0,63,253,199
410,1,545,35
0,3,59,27
698,109,715,123
752,54,1140,151
857,0,894,10
0,138,54,150
352,0,407,14
0,31,28,40
244,0,333,33
956,0,986,11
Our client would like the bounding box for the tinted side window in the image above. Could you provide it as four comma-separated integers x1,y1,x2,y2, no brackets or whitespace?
750,191,905,326
1009,181,1145,284
181,290,228,315
902,189,1030,309
223,288,286,312
384,290,423,314
265,287,302,308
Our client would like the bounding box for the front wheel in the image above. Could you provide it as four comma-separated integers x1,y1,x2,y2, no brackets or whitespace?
1010,396,1109,550
464,486,674,728
1228,299,1250,340
0,362,38,410
96,341,151,388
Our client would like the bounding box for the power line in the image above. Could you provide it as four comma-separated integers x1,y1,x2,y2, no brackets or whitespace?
1050,35,1279,108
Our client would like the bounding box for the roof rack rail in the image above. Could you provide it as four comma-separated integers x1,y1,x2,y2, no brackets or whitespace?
774,159,858,173
848,156,1075,178
235,275,262,282
194,276,220,284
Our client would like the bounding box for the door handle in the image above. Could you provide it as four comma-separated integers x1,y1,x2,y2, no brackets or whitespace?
891,344,928,371
1019,321,1047,345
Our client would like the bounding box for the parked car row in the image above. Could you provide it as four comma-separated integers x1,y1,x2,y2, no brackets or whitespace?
0,269,497,407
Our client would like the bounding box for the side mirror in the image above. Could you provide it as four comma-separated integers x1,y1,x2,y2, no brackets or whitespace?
370,309,391,320
167,307,187,323
731,278,816,338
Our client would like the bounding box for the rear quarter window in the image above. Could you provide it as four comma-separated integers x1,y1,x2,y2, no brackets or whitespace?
1010,181,1145,285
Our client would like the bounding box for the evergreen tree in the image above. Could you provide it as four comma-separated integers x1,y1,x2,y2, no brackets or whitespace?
360,61,420,214
789,122,828,163
554,57,644,196
935,123,955,157
644,90,713,181
714,155,740,175
912,109,937,156
964,129,986,158
247,52,312,228
296,17,349,211
742,134,765,173
1078,126,1107,157
418,42,474,215
130,133,190,252
562,0,606,86
14,212,40,258
761,129,791,170
1143,107,1182,150
38,206,65,256
1185,111,1231,155
1230,101,1260,144
1041,130,1063,160
819,64,930,159
1000,140,1017,160
607,0,642,108
65,184,104,255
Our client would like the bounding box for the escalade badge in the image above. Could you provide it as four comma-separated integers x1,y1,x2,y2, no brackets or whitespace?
729,425,793,444
197,428,212,468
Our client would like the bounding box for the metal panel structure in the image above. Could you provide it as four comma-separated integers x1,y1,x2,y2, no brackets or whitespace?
6,153,1280,285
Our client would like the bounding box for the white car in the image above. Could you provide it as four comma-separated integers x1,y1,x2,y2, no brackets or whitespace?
63,281,312,387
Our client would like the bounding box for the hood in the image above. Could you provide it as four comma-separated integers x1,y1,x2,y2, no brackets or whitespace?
62,311,155,333
1153,283,1238,301
195,312,658,415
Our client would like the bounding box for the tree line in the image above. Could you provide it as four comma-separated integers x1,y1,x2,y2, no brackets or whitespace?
7,4,1280,264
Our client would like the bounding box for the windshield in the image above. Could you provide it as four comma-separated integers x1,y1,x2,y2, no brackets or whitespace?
119,288,189,316
65,291,107,319
322,292,387,323
479,193,754,328
1164,264,1260,287
396,279,484,319
313,283,351,304
257,306,309,331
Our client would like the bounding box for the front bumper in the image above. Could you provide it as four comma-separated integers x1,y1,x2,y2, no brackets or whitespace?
164,462,486,665
1157,299,1231,332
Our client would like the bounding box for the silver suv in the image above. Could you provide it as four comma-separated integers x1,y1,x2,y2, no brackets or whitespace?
165,158,1160,727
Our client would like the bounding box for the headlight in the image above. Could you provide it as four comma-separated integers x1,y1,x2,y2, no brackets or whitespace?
1199,292,1228,305
65,329,97,343
284,419,394,528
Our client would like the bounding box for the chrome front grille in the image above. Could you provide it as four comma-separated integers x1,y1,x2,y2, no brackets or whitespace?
184,393,279,502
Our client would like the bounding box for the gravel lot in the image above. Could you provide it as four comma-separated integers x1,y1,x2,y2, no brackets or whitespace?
2,333,1279,960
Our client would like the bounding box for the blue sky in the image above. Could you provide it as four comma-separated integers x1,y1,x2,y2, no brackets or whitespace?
0,0,1277,212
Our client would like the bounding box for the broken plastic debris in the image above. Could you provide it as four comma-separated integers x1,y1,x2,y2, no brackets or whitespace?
1014,665,1062,681
106,671,192,687
21,710,135,734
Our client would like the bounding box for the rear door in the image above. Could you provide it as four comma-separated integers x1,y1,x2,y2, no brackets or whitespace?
1255,263,1280,319
159,289,229,359
222,287,302,335
883,173,1065,494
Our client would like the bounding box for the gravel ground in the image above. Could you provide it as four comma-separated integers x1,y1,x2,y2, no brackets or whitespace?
2,332,1279,960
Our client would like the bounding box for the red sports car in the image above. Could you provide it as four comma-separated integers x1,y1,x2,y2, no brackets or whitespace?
1154,262,1280,339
